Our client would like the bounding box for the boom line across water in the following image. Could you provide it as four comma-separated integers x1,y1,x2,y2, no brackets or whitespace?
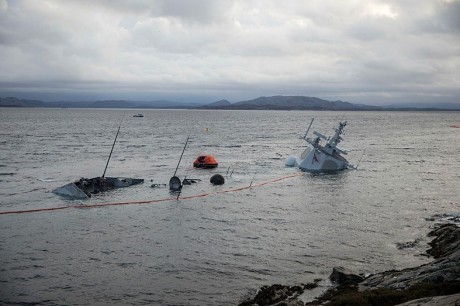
0,173,303,216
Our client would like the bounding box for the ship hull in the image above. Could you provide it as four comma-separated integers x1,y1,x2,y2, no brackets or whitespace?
52,177,144,199
297,148,348,172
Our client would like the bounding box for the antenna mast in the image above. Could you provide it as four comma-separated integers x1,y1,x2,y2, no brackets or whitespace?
173,136,189,177
102,113,124,178
303,118,314,139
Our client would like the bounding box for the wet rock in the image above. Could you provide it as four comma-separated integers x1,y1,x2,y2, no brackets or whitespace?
431,213,460,224
239,224,460,305
329,267,364,286
396,238,422,250
395,293,460,305
310,224,460,305
359,224,460,292
426,223,460,258
239,283,318,306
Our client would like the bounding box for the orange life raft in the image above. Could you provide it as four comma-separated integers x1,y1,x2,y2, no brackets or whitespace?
193,155,218,169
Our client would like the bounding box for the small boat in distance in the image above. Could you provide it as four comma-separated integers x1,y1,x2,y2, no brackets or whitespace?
285,119,354,173
193,155,218,169
133,113,144,117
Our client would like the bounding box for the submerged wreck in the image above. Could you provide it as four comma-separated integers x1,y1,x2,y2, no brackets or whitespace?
285,119,354,173
53,177,144,199
53,116,144,199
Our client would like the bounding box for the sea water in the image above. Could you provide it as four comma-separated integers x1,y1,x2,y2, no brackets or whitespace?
0,108,459,305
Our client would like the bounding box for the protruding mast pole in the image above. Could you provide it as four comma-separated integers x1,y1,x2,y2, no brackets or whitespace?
303,118,314,139
173,136,189,177
102,113,124,178
355,149,366,169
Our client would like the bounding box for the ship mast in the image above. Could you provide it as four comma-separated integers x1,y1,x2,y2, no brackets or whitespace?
102,113,124,178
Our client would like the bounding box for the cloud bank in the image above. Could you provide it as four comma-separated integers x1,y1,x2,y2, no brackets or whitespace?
0,0,459,104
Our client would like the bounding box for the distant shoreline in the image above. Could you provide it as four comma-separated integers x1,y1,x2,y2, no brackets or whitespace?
1,105,459,112
1,95,460,111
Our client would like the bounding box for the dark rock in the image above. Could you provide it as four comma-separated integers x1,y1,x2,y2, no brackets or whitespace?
431,213,460,224
396,293,460,305
427,224,460,258
330,267,364,286
396,238,422,250
239,224,460,306
309,224,460,305
359,224,460,292
210,174,225,185
238,283,319,306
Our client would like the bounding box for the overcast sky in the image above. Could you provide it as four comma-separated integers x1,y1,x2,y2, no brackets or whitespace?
0,0,459,105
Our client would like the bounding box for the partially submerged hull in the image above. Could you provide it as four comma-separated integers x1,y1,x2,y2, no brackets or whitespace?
53,177,144,199
286,120,353,173
286,145,349,173
53,116,145,199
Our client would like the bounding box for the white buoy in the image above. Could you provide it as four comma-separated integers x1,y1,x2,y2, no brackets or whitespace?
285,156,298,167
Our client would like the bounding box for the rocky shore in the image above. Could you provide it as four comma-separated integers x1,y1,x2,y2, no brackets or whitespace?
238,223,460,306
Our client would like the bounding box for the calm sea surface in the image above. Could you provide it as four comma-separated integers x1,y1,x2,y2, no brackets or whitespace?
0,108,459,305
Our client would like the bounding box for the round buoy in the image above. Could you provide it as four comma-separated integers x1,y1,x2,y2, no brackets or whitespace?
285,156,297,167
210,174,225,185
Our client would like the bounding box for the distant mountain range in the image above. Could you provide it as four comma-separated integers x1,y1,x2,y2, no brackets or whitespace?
1,96,459,111
0,97,198,109
200,96,460,110
200,96,379,110
386,102,460,110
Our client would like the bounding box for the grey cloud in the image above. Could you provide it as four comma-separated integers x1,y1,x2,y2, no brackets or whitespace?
439,0,460,33
68,0,235,24
0,0,459,105
357,59,435,86
409,0,460,34
156,0,233,24
347,19,389,41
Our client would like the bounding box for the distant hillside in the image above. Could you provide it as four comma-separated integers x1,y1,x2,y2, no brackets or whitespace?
92,100,132,108
202,95,380,110
386,102,460,110
2,96,459,111
0,97,46,107
1,97,196,109
49,99,196,109
205,99,232,107
235,95,359,110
